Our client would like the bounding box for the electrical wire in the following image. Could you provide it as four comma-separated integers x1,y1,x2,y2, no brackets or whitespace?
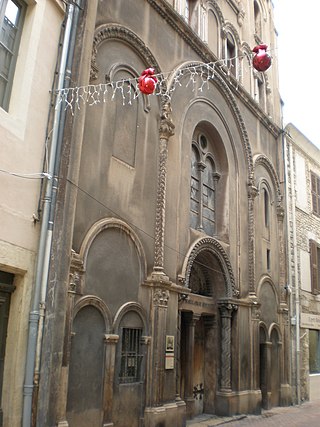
66,177,230,279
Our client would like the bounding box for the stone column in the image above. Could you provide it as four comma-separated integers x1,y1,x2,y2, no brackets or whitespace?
185,313,200,418
153,102,175,277
218,302,234,392
251,301,261,391
102,334,119,426
248,183,258,294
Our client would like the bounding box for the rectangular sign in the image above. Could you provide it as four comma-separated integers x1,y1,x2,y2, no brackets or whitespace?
301,312,320,330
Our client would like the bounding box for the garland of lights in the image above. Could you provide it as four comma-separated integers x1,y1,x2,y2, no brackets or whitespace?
55,44,272,115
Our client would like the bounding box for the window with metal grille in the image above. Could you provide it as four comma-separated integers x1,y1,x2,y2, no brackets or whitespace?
119,328,143,384
311,172,320,217
0,0,26,110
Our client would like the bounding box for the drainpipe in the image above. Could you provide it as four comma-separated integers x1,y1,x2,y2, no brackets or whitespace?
22,3,78,426
284,135,301,405
289,140,301,405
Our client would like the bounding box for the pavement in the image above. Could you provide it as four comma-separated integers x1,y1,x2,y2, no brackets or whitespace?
186,399,320,427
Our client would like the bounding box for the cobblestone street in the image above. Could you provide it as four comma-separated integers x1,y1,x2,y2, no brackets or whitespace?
187,399,320,427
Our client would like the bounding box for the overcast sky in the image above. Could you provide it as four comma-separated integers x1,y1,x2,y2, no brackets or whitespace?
273,0,320,147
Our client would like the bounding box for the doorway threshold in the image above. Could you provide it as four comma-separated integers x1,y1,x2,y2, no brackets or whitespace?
186,413,247,426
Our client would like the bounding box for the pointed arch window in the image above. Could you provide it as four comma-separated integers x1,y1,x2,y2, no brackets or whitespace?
190,133,220,235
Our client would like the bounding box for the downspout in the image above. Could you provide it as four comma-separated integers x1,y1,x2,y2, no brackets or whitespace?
285,136,301,405
290,141,301,405
22,3,78,426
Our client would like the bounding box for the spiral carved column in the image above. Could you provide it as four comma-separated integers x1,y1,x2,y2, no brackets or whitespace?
218,302,236,392
153,102,175,275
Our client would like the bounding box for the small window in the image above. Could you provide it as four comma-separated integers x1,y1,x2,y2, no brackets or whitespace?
266,249,270,271
310,240,320,295
263,188,269,227
119,328,143,384
0,0,26,110
311,172,320,217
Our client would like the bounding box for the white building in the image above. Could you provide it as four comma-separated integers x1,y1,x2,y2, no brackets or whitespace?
0,1,64,426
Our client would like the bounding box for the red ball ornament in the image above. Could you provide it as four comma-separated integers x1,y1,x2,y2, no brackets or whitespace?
252,44,272,72
138,68,158,95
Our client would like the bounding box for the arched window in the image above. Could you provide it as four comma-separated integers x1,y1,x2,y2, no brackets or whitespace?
254,0,262,38
225,32,237,77
263,188,269,228
190,133,220,235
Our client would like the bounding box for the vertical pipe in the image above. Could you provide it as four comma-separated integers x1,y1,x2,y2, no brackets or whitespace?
288,141,301,405
22,4,75,427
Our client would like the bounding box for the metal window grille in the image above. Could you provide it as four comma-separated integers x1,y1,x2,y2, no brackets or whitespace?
119,328,143,384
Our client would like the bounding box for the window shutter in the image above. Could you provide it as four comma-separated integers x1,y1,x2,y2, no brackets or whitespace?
311,172,320,216
310,240,318,294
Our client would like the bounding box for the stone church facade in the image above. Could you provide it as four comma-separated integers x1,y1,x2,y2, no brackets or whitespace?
36,1,292,426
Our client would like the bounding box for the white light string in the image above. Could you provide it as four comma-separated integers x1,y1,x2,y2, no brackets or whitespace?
55,49,273,114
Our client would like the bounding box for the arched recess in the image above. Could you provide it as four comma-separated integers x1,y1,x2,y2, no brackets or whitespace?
259,321,269,409
78,217,147,318
257,275,280,322
206,1,224,57
80,217,147,281
66,298,110,427
112,302,149,427
269,324,282,407
254,155,281,207
179,237,237,298
241,42,253,95
167,60,253,181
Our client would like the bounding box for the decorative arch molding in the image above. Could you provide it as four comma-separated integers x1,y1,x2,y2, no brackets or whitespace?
79,217,147,281
207,0,225,27
259,321,269,342
268,322,282,343
90,23,165,91
241,41,253,55
73,294,112,332
178,237,237,298
256,274,280,306
254,154,282,207
221,22,242,49
168,60,253,180
113,301,148,335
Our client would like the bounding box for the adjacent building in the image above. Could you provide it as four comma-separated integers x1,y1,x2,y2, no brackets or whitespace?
0,1,65,426
283,123,320,404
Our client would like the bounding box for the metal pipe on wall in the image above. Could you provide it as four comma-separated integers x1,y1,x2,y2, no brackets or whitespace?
22,3,76,426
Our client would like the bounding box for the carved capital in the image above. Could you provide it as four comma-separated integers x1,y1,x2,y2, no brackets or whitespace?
153,288,170,307
248,183,259,199
159,102,175,140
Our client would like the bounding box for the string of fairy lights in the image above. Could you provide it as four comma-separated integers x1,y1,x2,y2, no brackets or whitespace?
1,47,273,279
54,45,273,115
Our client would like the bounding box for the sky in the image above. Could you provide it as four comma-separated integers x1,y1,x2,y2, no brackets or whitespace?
273,0,320,147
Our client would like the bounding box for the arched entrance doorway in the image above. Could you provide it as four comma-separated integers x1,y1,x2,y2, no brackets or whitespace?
179,241,235,420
